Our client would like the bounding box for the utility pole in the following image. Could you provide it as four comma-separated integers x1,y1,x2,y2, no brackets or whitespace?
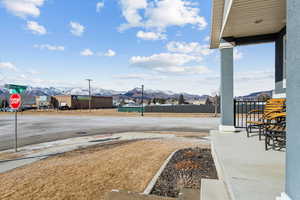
86,79,92,112
141,84,144,116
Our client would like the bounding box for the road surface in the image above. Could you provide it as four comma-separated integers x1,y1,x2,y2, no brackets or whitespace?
0,114,219,150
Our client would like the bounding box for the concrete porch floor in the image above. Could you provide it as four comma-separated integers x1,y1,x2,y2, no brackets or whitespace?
210,130,285,200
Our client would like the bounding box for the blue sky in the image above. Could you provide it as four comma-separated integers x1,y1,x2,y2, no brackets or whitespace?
0,0,275,96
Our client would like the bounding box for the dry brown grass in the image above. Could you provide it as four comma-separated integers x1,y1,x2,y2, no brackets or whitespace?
0,109,219,118
0,139,205,200
0,152,24,160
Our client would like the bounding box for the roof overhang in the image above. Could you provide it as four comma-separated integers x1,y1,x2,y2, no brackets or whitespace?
210,0,286,49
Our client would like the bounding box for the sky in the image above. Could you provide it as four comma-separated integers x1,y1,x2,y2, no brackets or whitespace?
0,0,275,96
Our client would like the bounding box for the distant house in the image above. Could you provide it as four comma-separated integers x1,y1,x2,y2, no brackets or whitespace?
53,95,113,109
186,97,213,105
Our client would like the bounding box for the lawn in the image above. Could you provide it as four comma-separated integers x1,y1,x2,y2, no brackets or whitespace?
0,139,204,200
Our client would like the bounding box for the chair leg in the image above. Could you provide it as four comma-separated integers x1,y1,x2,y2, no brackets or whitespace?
265,135,268,151
259,126,262,141
272,135,276,150
246,125,250,137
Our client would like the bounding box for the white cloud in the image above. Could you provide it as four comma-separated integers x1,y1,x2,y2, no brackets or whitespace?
153,65,210,74
119,0,207,31
0,62,17,71
70,21,85,36
118,0,147,31
80,49,94,56
96,1,104,12
104,49,116,57
115,73,167,81
234,49,243,60
166,41,213,56
26,21,47,35
136,31,166,40
1,0,45,18
204,36,210,42
34,44,65,51
131,53,201,66
130,53,208,74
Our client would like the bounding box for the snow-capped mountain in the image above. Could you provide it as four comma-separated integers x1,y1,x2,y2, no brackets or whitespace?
0,85,205,100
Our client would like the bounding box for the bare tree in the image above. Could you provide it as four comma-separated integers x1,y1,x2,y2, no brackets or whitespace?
212,92,220,117
178,94,185,104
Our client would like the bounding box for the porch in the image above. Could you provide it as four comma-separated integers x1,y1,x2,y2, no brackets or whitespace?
210,130,285,200
210,0,300,199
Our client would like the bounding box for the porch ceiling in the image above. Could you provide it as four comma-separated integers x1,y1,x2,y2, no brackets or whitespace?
210,0,286,49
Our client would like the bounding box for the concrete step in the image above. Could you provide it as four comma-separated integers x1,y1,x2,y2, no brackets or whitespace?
178,188,200,200
105,190,177,200
200,179,230,200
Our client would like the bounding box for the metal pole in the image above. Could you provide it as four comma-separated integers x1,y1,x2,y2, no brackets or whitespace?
141,84,144,116
86,79,92,112
15,110,18,152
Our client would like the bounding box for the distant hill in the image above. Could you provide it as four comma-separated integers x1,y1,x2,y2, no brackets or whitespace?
236,90,273,100
119,88,208,101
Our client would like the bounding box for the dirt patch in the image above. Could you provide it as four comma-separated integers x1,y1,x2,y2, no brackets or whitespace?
0,152,24,160
151,148,218,198
0,139,202,200
146,131,209,139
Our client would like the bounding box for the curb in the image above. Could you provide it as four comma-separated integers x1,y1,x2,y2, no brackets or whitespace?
210,130,235,200
143,149,179,195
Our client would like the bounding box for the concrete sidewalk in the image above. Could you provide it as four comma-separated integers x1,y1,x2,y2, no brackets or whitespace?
210,131,285,200
0,131,206,174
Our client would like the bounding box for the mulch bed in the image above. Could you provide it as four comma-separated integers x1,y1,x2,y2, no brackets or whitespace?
151,148,218,198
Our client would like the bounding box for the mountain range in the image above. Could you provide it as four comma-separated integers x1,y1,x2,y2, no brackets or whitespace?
0,85,273,103
0,86,207,103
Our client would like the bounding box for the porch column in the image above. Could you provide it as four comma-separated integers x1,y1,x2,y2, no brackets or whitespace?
219,41,235,132
285,0,300,199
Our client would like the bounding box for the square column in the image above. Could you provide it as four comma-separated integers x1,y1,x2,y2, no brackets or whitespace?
219,41,235,132
285,0,300,199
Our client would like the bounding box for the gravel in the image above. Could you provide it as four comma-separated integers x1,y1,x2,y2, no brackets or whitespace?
151,148,218,198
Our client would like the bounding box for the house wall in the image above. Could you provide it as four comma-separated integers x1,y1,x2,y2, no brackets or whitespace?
274,29,287,97
54,96,72,108
91,96,113,108
286,0,300,198
53,95,113,109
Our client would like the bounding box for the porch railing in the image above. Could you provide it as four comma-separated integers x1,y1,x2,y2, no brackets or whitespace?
234,100,266,128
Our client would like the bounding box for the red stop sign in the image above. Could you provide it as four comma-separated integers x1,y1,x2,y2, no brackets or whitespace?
9,94,22,109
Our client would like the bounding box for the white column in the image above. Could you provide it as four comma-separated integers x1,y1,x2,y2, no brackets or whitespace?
219,41,235,132
285,0,300,199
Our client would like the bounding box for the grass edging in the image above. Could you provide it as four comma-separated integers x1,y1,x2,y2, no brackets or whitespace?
143,149,180,195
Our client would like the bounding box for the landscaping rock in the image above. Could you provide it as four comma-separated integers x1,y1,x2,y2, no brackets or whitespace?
151,148,218,198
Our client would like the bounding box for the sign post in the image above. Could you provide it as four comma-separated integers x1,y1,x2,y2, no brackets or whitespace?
5,84,27,152
9,93,22,152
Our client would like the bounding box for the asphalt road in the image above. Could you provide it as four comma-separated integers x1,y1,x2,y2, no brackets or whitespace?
0,114,219,150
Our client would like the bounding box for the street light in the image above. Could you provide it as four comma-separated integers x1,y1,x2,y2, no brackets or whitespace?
86,79,92,112
141,84,144,117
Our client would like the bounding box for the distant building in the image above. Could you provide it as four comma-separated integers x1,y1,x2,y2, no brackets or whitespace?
186,97,212,105
53,95,113,109
35,96,56,109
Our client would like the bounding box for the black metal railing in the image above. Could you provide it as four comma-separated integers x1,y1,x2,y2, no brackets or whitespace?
234,100,266,128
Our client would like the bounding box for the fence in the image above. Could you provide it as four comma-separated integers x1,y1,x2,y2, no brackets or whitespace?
118,106,144,112
234,100,266,128
118,104,219,113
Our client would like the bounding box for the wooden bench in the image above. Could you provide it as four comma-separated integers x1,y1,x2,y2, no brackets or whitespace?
246,98,286,140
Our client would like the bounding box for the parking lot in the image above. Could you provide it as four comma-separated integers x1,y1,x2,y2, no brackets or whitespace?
0,114,218,150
